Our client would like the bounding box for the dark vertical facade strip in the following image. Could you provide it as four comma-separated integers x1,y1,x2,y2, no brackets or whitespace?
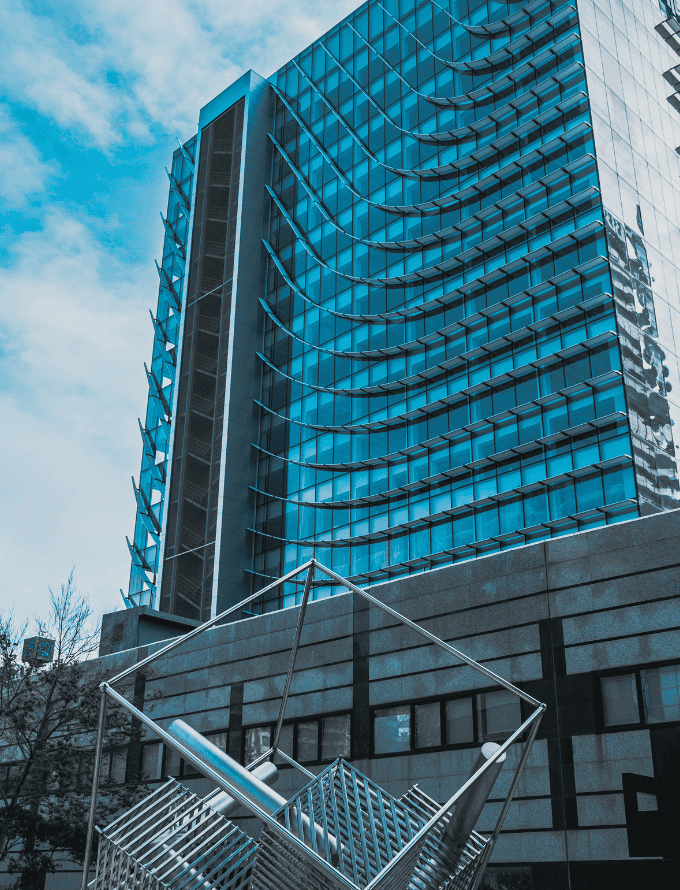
161,100,245,621
227,681,244,765
352,596,371,761
125,647,149,784
213,73,272,614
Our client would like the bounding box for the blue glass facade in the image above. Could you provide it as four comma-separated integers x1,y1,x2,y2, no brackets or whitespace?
253,0,639,611
128,0,680,617
126,138,196,608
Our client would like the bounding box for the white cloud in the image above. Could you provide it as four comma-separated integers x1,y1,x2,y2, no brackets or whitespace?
0,0,359,150
0,0,362,627
0,105,59,208
0,208,152,626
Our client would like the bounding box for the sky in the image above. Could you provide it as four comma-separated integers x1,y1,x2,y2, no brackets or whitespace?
0,0,359,633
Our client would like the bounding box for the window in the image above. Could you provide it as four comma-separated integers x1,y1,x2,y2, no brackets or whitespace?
415,702,441,748
297,721,319,761
601,673,639,727
600,662,680,727
445,697,474,744
372,688,523,755
245,726,271,765
374,706,410,754
141,742,162,781
163,745,182,778
321,715,351,760
642,664,680,724
478,690,522,741
244,713,351,764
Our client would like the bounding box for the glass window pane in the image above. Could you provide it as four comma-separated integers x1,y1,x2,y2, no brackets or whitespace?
600,674,639,726
297,721,319,761
141,742,162,781
163,746,182,778
415,702,441,748
641,664,680,724
274,723,295,764
374,706,410,754
244,726,271,765
110,750,127,784
478,689,522,740
205,731,228,752
321,715,351,760
445,697,474,744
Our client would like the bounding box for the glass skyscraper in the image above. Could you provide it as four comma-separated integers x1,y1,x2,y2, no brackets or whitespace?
126,0,680,621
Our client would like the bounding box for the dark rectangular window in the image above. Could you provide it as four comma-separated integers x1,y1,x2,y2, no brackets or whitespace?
641,664,680,723
445,697,475,745
477,689,522,741
600,662,680,727
372,688,524,755
374,705,410,754
244,713,351,765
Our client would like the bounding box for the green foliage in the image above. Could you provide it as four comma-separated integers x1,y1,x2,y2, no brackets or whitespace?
0,573,149,888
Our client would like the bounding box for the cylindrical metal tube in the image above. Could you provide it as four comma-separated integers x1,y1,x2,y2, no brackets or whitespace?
207,761,279,817
167,720,287,814
443,742,506,861
166,719,338,859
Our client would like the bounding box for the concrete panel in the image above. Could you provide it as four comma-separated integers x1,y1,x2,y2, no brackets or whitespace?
565,827,631,860
577,792,626,826
572,730,653,793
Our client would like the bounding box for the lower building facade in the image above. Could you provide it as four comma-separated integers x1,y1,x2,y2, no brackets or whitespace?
57,507,677,890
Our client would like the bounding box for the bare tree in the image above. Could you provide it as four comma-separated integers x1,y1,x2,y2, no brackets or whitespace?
0,573,147,889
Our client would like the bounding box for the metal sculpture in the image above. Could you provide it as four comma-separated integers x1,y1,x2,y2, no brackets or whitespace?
82,560,545,890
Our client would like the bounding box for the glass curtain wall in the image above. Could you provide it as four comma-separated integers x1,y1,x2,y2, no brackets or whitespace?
253,0,640,609
127,138,196,608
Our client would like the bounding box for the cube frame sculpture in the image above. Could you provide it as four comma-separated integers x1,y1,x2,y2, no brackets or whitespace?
82,560,545,890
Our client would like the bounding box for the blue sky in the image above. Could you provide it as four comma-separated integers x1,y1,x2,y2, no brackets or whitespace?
0,0,358,631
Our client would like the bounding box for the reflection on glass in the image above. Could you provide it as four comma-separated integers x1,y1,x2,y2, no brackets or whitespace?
641,664,680,723
244,726,271,765
141,742,162,781
374,706,410,754
297,721,319,761
275,723,294,763
445,697,474,745
478,689,522,740
205,731,228,752
163,746,182,778
601,674,639,726
110,750,128,784
321,715,351,760
415,702,441,748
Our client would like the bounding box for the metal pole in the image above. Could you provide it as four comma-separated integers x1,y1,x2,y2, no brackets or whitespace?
469,709,545,890
362,706,544,890
107,560,314,686
271,562,314,752
80,686,107,890
314,562,541,707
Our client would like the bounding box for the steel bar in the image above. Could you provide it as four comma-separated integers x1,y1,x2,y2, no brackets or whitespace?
107,560,314,686
362,705,544,890
101,684,354,887
314,562,541,707
469,709,544,890
270,746,315,778
272,563,314,752
80,686,107,890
